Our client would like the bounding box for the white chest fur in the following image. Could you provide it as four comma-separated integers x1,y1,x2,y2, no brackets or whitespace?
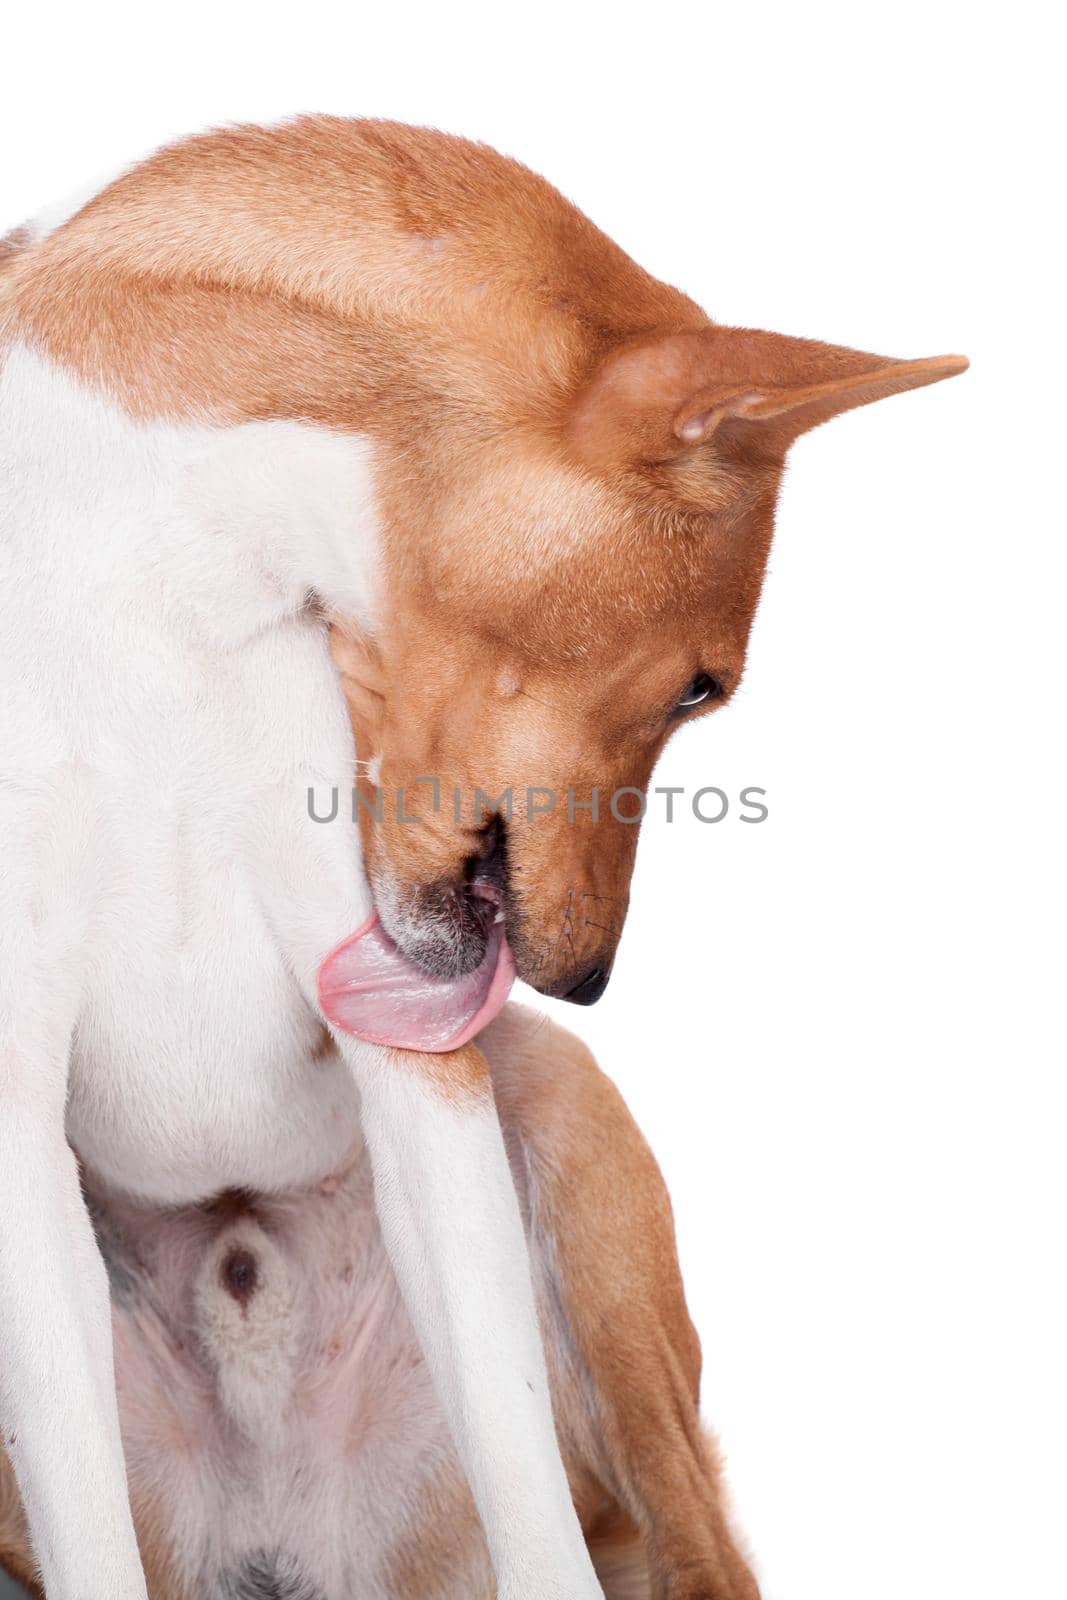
0,345,383,1202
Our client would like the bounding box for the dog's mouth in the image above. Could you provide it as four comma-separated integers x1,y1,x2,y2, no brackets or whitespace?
371,814,511,981
374,874,505,981
317,896,514,1053
317,825,516,1053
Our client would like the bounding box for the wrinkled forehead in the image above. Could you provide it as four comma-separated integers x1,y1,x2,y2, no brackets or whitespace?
386,443,777,663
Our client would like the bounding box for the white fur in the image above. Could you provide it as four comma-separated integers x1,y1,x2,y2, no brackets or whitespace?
356,1066,601,1598
0,345,600,1597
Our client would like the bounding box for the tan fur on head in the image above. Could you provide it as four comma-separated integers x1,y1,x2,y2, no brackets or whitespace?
4,116,967,1002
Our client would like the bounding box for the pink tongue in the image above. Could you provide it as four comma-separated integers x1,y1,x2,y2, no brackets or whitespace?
318,912,516,1052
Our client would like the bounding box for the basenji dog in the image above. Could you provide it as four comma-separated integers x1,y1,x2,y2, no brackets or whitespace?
0,117,966,1600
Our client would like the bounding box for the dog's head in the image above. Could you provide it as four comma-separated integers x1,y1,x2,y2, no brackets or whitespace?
331,325,966,1002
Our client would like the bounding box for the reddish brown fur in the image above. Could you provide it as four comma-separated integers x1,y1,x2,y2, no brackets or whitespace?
1,117,966,996
0,227,31,272
493,1022,758,1600
0,1458,38,1598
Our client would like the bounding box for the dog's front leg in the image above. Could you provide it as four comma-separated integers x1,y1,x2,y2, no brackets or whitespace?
0,1035,147,1599
1,785,147,1600
340,1038,603,1600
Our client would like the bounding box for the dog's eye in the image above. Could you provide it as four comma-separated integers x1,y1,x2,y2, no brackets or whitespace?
675,672,723,713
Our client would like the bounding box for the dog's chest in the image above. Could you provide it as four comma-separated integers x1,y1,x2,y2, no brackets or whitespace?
1,348,383,1202
63,633,372,1201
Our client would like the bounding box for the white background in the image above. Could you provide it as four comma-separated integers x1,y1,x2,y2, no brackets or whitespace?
1,4,1062,1598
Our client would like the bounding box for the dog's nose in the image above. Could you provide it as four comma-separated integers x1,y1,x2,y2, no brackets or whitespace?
561,964,611,1006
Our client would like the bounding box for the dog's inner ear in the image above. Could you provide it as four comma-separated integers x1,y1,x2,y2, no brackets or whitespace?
567,326,968,469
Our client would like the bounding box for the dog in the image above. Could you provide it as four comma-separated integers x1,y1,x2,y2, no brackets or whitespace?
0,117,966,1600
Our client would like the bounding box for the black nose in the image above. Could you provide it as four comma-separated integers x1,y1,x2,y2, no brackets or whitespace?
561,965,611,1006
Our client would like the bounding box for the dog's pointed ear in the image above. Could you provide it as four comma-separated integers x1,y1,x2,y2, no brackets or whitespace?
567,326,968,468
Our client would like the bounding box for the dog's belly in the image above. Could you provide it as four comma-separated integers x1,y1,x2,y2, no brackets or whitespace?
91,1151,502,1598
81,1077,610,1600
